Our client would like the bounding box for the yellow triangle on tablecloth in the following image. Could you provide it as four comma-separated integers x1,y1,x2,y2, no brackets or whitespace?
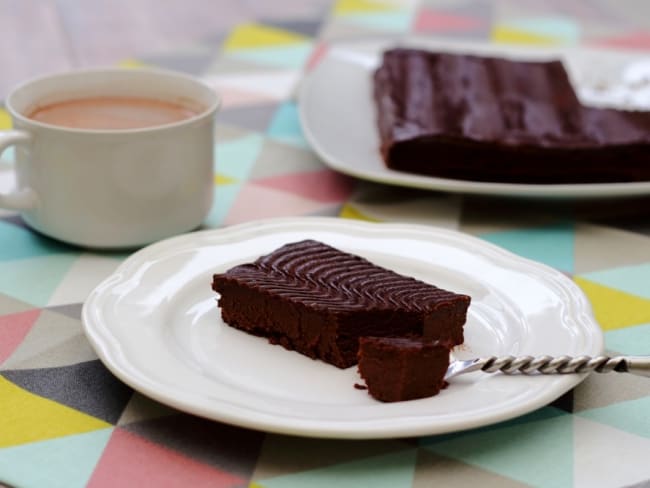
215,173,238,185
0,376,110,448
334,0,396,14
0,108,11,129
117,58,148,69
491,26,561,45
573,277,650,331
339,203,380,222
224,23,310,51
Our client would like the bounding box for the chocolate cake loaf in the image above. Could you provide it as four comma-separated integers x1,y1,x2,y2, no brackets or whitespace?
212,240,470,369
358,337,450,402
374,48,650,183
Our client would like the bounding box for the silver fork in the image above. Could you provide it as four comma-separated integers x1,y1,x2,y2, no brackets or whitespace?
445,355,650,380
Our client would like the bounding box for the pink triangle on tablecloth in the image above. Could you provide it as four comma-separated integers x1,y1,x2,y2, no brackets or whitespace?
588,31,650,50
224,183,333,225
86,428,245,488
218,87,280,109
414,9,484,32
306,42,329,71
253,169,356,203
0,309,41,364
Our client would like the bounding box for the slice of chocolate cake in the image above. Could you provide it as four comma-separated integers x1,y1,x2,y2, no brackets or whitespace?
358,337,450,402
212,240,470,369
374,48,650,183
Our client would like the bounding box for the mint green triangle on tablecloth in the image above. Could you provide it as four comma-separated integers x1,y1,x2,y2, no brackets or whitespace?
577,396,650,439
605,322,650,355
0,428,113,488
479,222,575,272
267,102,309,148
0,254,79,307
215,133,265,180
0,220,77,262
421,411,574,487
340,11,415,33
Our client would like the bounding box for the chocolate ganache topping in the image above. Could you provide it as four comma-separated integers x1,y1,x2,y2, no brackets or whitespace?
229,240,460,313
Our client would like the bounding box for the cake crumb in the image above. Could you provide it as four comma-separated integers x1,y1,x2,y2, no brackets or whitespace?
354,383,368,390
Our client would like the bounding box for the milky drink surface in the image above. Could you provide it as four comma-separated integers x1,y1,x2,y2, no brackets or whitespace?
27,96,201,130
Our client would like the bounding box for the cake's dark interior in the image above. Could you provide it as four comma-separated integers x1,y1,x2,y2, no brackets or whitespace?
357,336,450,402
212,239,470,369
374,48,650,183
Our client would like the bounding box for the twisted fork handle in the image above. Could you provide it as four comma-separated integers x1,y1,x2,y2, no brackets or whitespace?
478,355,650,377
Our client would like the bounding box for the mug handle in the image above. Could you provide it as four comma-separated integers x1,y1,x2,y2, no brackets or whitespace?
0,130,38,210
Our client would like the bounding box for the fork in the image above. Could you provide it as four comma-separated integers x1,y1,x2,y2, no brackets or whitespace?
445,355,650,380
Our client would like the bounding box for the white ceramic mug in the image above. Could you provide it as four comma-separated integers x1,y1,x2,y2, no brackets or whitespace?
0,68,220,248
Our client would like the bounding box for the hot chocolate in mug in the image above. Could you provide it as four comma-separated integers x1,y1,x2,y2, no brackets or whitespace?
0,68,220,248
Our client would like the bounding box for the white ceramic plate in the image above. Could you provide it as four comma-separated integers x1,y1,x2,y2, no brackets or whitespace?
83,217,603,439
298,38,650,198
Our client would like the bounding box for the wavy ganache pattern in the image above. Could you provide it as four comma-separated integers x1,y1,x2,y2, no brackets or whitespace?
221,239,462,312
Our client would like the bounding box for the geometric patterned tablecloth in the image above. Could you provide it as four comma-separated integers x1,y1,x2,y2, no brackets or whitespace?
2,1,650,487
